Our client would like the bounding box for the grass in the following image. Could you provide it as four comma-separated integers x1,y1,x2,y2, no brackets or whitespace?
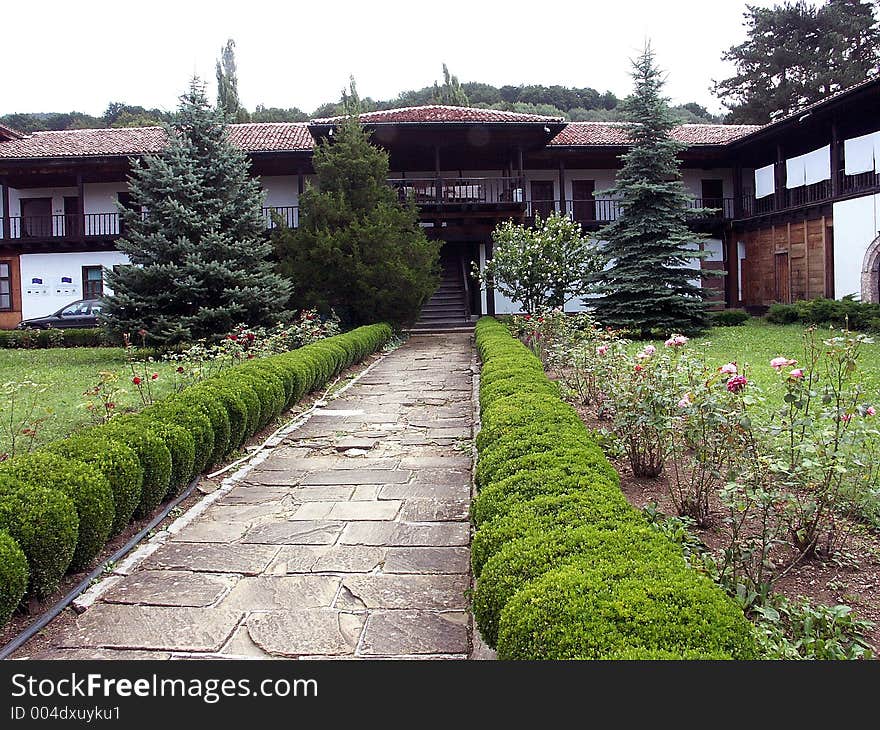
0,347,178,454
655,320,880,412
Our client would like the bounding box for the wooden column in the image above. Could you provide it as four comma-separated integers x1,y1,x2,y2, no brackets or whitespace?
1,181,9,241
830,119,840,197
774,144,785,211
732,166,743,219
485,240,495,316
77,174,85,242
558,160,566,215
434,146,442,205
297,173,304,195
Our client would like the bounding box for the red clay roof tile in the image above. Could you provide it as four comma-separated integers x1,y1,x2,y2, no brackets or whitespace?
0,123,313,159
312,105,565,124
549,122,760,146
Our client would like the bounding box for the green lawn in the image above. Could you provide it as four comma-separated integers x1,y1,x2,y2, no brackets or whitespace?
656,320,880,411
0,347,179,455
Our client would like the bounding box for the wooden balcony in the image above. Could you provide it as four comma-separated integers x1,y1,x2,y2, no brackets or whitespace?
0,207,302,243
524,197,735,229
387,177,526,210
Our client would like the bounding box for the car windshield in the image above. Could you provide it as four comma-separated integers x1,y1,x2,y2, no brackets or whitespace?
60,302,91,317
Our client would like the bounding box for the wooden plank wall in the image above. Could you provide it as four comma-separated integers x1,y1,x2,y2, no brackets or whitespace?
0,253,22,329
740,216,832,306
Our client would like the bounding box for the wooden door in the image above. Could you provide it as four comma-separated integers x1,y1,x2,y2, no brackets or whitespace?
19,198,52,238
571,180,596,223
775,252,791,303
530,181,555,219
63,196,80,238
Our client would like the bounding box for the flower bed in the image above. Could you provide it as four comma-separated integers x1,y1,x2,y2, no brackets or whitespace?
0,323,392,627
473,317,759,659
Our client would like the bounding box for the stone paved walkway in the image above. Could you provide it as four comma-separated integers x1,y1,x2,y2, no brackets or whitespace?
28,333,477,660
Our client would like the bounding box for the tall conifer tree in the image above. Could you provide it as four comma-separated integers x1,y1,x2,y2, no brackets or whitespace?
104,78,290,345
593,44,709,337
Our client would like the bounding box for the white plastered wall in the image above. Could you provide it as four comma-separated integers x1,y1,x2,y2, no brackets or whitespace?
19,251,130,319
832,193,880,298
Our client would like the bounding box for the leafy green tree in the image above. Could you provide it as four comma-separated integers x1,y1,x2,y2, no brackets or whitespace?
715,0,880,123
103,78,290,346
480,212,601,312
593,44,710,338
216,39,249,123
273,110,440,327
432,64,469,106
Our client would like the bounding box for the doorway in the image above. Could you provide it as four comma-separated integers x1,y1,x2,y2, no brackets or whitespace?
19,198,52,238
530,181,555,219
774,252,791,303
571,180,596,223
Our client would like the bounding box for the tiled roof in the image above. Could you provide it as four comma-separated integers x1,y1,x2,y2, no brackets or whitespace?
0,123,23,142
312,105,565,124
549,121,760,147
0,122,313,159
226,123,314,152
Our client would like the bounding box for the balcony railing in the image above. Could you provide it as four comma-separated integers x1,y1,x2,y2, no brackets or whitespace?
0,207,302,240
524,197,735,225
388,177,525,206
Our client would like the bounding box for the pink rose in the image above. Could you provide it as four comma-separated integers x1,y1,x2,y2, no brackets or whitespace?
596,345,608,356
789,368,804,380
719,362,737,375
841,413,853,423
867,406,876,416
677,394,692,408
726,375,747,393
643,345,656,356
770,356,797,370
665,334,688,348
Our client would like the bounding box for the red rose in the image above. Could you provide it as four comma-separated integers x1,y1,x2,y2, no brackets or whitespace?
132,376,142,385
151,372,158,380
176,366,184,374
107,402,115,409
634,365,643,372
246,332,255,342
247,353,255,359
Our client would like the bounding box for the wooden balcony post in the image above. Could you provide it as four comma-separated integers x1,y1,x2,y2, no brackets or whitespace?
830,118,840,197
1,180,9,241
77,174,85,242
732,165,743,219
774,144,784,211
558,160,566,215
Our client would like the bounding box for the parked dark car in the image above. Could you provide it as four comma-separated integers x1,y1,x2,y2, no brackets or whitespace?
17,299,105,329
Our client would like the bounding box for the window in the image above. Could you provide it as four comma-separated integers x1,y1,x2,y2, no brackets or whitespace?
0,262,11,311
61,301,91,317
82,266,104,299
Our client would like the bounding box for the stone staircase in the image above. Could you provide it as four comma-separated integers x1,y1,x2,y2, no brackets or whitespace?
411,260,473,332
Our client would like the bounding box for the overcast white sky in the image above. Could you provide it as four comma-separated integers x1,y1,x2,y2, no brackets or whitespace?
0,0,822,117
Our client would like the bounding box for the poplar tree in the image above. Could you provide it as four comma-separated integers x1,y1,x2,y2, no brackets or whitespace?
593,44,709,337
216,39,249,123
104,78,290,345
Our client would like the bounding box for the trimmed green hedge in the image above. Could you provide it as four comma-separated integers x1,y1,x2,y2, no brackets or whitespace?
0,477,78,598
0,453,114,571
0,529,28,625
473,317,759,660
0,323,392,621
0,327,112,349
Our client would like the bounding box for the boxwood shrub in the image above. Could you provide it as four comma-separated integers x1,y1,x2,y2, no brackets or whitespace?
0,529,28,625
0,477,78,597
47,434,144,536
473,316,759,660
95,419,172,520
0,323,391,618
0,453,114,570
